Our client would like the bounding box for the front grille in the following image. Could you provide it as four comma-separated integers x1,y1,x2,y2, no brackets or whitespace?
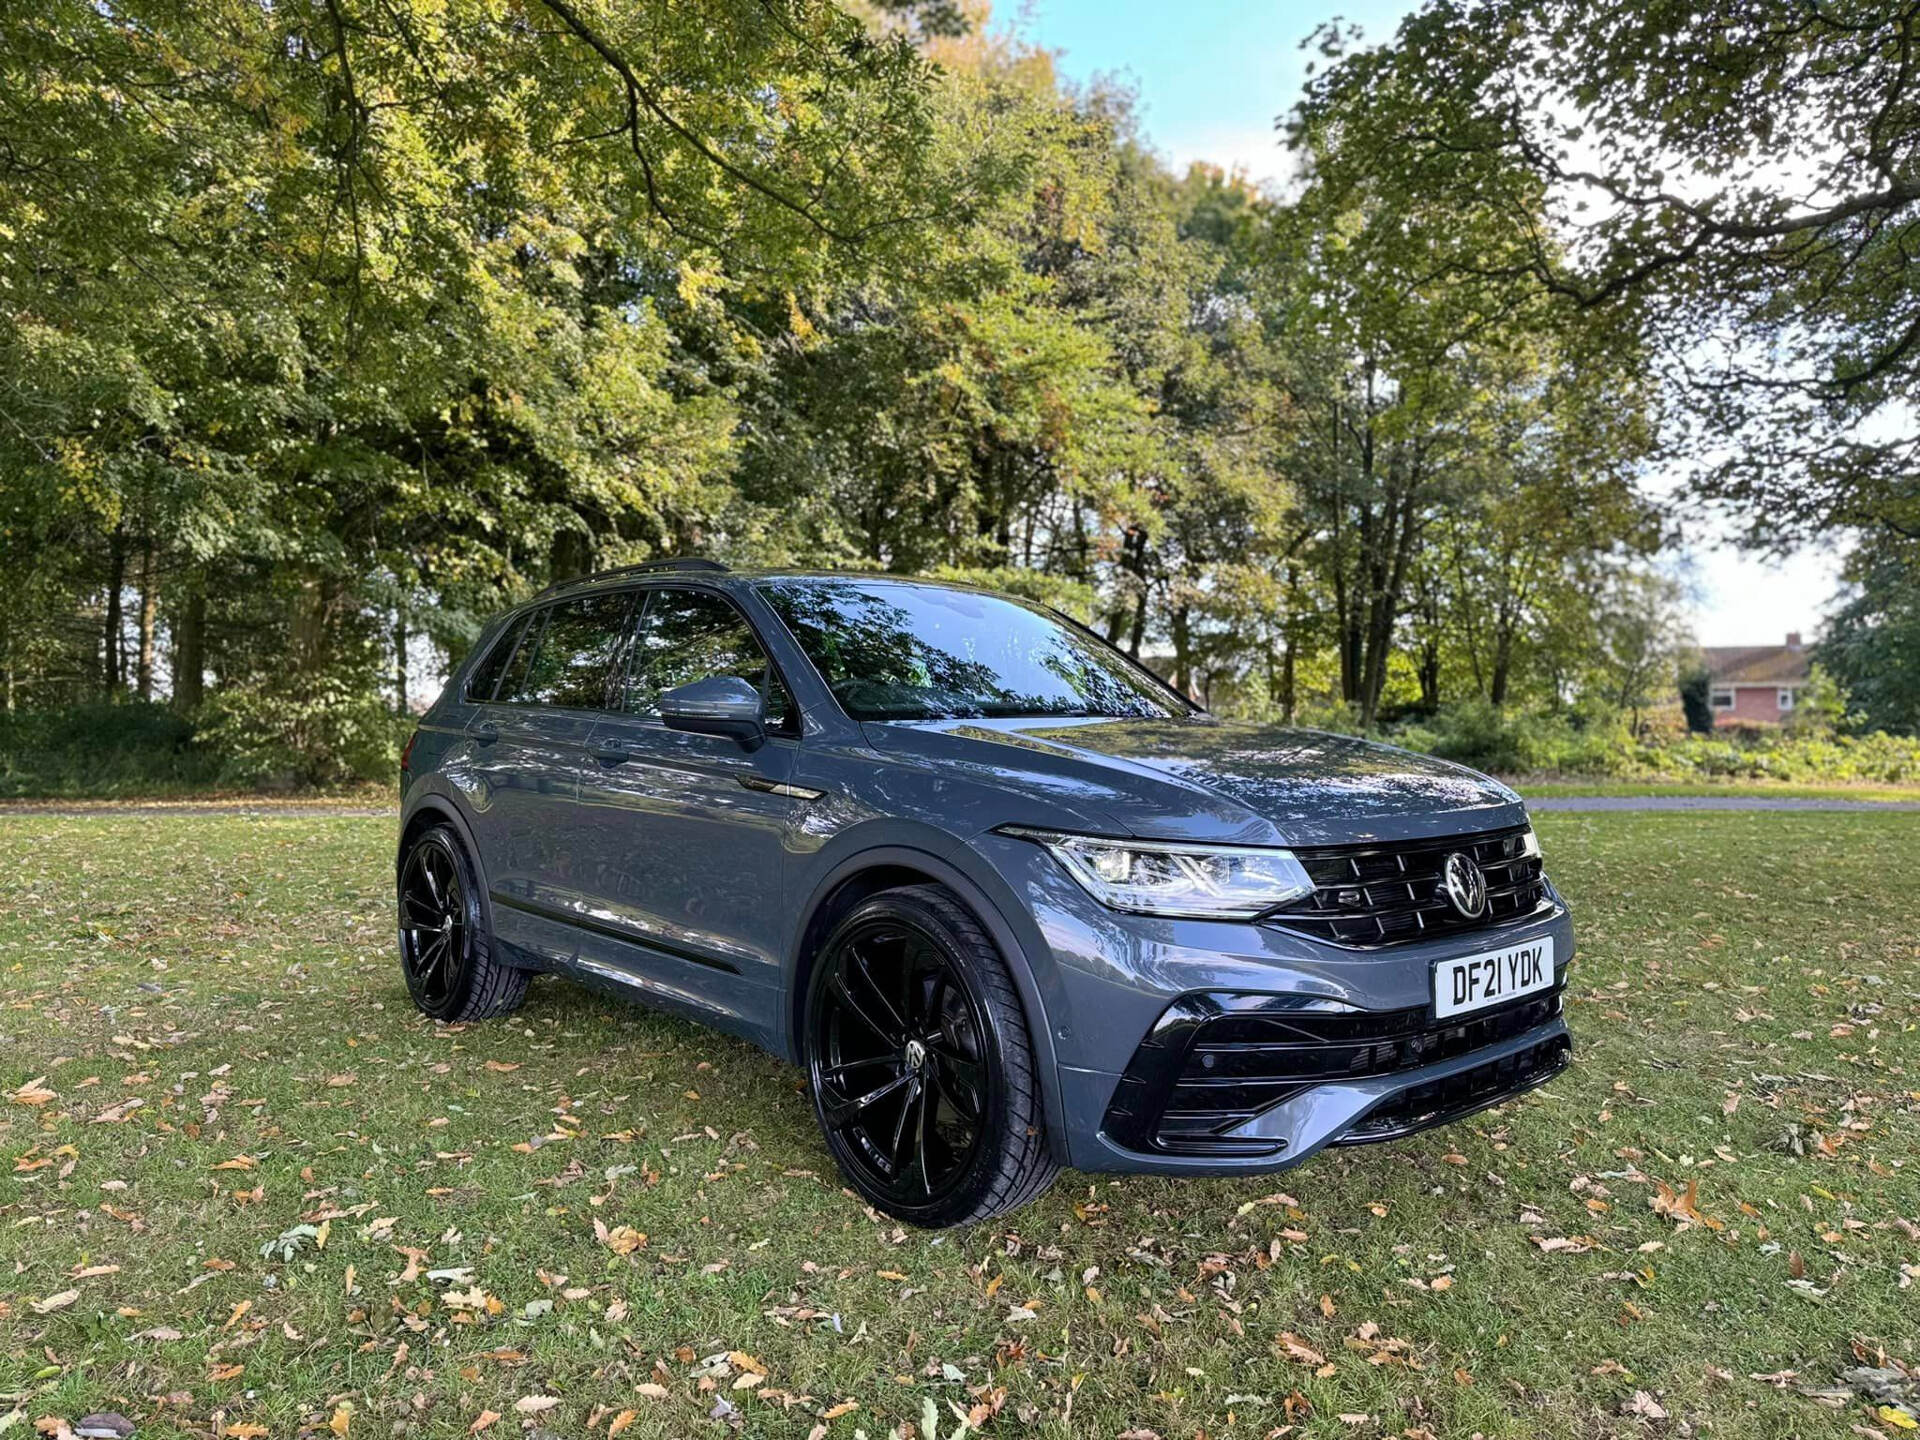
1102,989,1564,1156
1264,825,1549,947
1336,1032,1572,1143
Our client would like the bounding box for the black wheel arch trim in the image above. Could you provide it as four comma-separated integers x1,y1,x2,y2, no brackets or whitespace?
784,841,1071,1167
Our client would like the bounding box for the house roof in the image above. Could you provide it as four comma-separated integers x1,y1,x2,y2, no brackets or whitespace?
1702,644,1812,685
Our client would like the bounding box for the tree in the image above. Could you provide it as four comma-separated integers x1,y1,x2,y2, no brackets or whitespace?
1820,538,1920,734
1290,1,1920,547
0,0,961,730
1678,662,1715,735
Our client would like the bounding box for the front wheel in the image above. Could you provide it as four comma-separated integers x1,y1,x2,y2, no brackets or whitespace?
397,824,527,1022
805,885,1057,1227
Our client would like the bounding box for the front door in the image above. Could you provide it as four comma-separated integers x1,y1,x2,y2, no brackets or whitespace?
574,585,803,1045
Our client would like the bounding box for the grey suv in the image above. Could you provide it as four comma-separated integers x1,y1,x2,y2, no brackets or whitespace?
397,560,1573,1226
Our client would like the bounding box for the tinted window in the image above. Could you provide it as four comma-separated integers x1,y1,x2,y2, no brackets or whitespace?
492,609,546,705
622,588,791,724
464,615,524,702
500,593,631,708
760,578,1190,722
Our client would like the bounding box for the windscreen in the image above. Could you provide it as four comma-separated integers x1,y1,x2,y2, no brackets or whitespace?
760,578,1191,722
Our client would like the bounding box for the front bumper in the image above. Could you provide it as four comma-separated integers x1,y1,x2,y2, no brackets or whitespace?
968,830,1576,1175
1073,994,1570,1173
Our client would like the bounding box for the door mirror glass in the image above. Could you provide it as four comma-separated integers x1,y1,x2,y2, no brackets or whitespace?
659,675,766,748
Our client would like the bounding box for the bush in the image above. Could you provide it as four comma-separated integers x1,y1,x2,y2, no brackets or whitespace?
0,701,224,798
198,676,409,789
1375,700,1920,784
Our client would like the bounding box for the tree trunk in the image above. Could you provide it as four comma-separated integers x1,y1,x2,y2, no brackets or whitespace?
1489,636,1513,707
1170,604,1192,698
104,526,128,696
1417,643,1440,710
394,612,410,715
1279,564,1301,723
136,539,158,700
174,585,206,711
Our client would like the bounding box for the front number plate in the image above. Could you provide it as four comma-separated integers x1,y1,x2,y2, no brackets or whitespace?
1433,937,1555,1019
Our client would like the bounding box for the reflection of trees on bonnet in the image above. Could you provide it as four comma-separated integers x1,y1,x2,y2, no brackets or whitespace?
765,580,1183,722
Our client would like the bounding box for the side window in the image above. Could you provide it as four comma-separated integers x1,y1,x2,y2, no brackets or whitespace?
463,615,525,702
510,592,632,708
493,610,547,705
621,588,793,726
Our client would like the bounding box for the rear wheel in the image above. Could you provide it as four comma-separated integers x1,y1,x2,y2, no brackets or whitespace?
806,885,1056,1227
397,824,527,1022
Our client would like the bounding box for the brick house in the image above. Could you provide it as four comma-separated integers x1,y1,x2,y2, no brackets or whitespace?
1701,633,1813,726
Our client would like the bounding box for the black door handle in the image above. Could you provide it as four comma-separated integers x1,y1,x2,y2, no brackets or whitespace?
472,721,500,745
591,738,634,764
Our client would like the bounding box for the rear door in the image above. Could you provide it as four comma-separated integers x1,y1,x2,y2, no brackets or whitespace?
463,590,633,960
574,585,804,1042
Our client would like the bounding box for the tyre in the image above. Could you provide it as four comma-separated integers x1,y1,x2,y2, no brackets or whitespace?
805,885,1057,1226
396,823,528,1022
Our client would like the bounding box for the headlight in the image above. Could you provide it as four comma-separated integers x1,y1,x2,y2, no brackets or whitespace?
1001,827,1314,920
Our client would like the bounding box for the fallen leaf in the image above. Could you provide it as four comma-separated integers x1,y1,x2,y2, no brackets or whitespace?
1276,1332,1326,1366
31,1291,79,1315
1621,1391,1668,1420
11,1077,56,1106
512,1398,560,1417
467,1412,500,1436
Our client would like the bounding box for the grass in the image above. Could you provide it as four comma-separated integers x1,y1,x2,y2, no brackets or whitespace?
1,811,1916,1440
1512,779,1920,803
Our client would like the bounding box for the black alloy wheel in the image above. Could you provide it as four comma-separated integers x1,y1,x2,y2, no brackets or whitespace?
396,824,528,1022
400,834,471,1011
806,885,1057,1226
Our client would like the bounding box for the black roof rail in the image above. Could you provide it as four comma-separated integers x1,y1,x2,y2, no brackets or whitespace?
530,557,729,601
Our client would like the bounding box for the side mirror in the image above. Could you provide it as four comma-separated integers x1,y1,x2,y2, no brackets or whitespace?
658,675,766,749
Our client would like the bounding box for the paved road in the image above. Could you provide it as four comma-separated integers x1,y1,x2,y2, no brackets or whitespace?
5,796,1917,819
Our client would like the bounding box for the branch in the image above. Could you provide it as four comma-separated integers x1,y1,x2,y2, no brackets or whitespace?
531,0,855,245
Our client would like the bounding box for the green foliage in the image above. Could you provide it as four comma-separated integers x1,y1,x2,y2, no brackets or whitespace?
12,0,1900,789
1820,537,1920,735
198,677,411,790
0,702,222,798
1387,703,1920,785
1292,0,1920,547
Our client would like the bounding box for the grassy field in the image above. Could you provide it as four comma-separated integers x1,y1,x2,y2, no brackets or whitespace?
1513,780,1920,804
2,812,1916,1440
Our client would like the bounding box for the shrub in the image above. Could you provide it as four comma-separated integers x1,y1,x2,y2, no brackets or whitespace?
1375,701,1920,785
0,701,223,797
198,676,409,789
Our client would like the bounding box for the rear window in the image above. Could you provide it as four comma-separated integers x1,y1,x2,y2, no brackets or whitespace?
497,592,633,709
463,616,525,702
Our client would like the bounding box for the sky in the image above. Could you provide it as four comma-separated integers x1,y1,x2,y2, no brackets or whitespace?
1010,0,1848,648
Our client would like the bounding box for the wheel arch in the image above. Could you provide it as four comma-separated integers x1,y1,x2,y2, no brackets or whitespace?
395,789,533,971
783,844,1071,1166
